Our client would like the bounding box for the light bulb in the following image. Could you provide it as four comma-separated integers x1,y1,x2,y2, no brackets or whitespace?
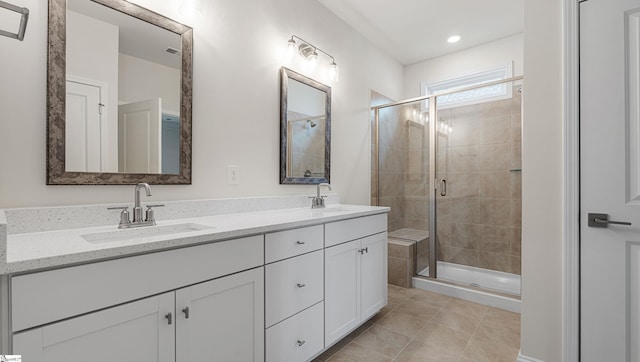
286,38,296,59
328,61,339,81
179,0,202,16
447,35,461,43
308,50,319,67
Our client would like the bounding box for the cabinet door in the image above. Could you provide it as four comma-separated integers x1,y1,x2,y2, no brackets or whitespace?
13,292,175,362
361,232,388,321
324,239,360,346
175,267,264,362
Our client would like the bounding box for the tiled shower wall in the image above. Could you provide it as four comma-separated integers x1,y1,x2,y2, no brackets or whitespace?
436,88,522,275
288,111,326,177
371,92,430,233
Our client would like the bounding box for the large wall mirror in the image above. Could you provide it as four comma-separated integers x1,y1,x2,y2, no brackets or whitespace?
280,67,331,184
47,0,193,184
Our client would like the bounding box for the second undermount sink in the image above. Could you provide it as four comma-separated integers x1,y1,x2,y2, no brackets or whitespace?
81,223,212,244
310,205,352,216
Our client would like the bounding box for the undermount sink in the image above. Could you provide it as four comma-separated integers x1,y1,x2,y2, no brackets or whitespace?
81,223,212,244
310,206,351,216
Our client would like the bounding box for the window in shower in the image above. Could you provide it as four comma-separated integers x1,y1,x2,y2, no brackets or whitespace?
421,63,513,110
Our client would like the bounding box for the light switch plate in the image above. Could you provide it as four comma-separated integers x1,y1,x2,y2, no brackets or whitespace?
227,165,240,185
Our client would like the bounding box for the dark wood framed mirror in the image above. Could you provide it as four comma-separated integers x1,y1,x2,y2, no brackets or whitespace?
280,67,331,185
47,0,193,185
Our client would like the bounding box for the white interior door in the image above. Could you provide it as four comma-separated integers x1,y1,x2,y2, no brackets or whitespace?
65,80,102,172
118,98,162,173
580,0,640,360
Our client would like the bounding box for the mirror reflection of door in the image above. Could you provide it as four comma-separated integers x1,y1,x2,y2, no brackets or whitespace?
118,98,162,173
65,78,111,172
65,0,181,174
287,79,327,178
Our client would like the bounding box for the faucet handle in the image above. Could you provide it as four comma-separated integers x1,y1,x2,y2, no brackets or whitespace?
107,206,131,229
145,204,164,224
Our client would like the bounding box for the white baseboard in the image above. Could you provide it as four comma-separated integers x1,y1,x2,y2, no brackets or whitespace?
518,350,545,362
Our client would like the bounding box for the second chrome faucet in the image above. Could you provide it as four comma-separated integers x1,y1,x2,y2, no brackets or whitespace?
108,183,164,229
310,183,331,209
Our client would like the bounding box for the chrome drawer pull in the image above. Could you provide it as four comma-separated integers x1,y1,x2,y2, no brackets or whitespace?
297,339,306,347
296,283,306,288
296,241,306,245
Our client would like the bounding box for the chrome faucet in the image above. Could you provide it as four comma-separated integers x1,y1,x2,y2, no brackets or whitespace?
133,183,152,223
310,183,332,209
108,183,164,229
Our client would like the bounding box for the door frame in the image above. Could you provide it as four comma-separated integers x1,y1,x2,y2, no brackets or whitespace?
563,0,580,361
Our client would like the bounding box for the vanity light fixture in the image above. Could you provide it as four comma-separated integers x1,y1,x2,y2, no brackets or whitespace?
286,35,339,81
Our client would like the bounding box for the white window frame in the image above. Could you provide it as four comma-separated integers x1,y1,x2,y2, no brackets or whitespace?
420,63,513,110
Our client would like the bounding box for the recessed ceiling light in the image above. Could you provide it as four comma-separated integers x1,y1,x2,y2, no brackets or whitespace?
447,35,461,43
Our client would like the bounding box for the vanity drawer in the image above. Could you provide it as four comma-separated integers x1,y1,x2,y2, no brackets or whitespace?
265,250,323,327
265,224,323,263
325,213,387,248
266,302,324,362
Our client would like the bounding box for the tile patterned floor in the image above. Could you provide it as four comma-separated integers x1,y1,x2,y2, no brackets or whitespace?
313,285,520,362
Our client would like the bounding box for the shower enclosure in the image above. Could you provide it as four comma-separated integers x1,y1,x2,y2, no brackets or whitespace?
372,77,523,296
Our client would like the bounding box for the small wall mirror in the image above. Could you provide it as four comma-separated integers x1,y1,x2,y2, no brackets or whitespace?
280,67,331,184
47,0,193,184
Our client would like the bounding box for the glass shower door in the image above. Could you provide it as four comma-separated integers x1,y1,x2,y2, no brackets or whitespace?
432,80,522,294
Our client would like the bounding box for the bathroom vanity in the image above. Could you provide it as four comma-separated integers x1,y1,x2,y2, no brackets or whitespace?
0,198,388,362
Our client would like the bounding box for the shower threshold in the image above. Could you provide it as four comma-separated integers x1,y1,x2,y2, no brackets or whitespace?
418,261,521,296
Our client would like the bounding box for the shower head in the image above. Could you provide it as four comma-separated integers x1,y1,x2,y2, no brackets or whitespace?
307,119,317,128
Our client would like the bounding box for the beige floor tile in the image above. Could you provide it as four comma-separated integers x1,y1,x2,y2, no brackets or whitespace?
462,336,520,362
431,309,481,333
473,318,520,349
352,324,411,358
374,310,428,338
314,336,352,361
368,303,396,324
394,298,441,320
392,340,460,362
388,285,414,301
323,286,523,362
408,288,452,307
413,321,472,355
327,341,393,362
443,298,489,319
483,307,521,329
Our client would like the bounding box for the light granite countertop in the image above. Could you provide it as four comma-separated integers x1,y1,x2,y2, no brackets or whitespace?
2,204,389,275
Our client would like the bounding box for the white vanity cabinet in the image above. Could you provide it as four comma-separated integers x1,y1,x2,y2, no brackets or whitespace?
10,235,265,362
264,225,325,362
14,292,176,362
4,208,389,362
175,267,264,361
324,215,388,347
14,268,264,362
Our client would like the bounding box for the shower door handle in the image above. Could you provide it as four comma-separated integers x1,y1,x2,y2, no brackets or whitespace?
440,179,447,197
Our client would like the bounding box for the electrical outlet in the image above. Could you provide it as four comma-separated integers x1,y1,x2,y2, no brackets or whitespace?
227,165,240,185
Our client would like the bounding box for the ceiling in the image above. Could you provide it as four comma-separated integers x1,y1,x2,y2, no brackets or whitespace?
318,0,524,65
68,0,182,69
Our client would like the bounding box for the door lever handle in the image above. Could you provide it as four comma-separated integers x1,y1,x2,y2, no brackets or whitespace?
588,213,632,228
